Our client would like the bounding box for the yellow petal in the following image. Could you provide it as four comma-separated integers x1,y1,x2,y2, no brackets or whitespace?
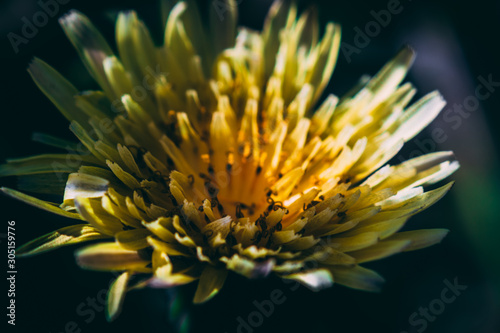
115,229,151,250
349,240,410,263
74,197,123,235
142,217,177,242
193,265,228,303
106,271,130,322
329,265,385,292
222,254,275,278
388,229,449,252
329,232,379,252
147,236,191,257
75,242,150,272
60,10,115,99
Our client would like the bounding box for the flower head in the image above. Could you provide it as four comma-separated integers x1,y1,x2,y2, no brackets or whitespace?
1,0,458,321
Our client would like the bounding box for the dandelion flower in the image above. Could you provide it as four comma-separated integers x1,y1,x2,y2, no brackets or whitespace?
1,0,459,321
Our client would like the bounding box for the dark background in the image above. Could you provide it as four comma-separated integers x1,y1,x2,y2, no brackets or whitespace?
1,0,500,332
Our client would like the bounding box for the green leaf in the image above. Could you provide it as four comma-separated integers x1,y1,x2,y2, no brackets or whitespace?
32,133,81,151
16,224,107,257
28,58,91,131
17,173,69,195
1,187,82,220
0,154,100,177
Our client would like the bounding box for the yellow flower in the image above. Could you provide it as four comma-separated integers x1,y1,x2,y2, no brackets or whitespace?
0,0,459,321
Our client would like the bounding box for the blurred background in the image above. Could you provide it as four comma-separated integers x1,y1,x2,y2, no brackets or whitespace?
1,0,499,332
